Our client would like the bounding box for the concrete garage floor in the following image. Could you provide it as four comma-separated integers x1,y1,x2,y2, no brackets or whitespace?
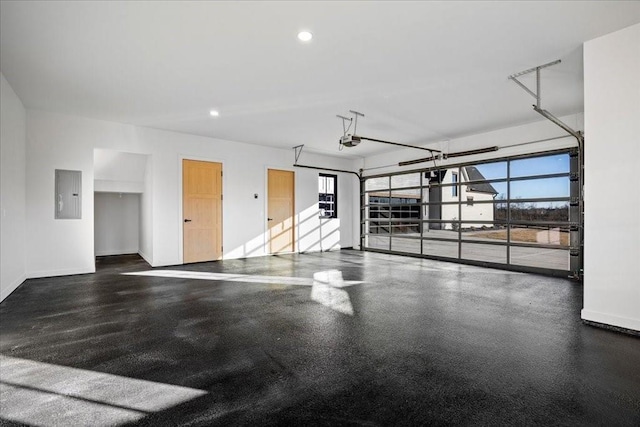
1,250,638,426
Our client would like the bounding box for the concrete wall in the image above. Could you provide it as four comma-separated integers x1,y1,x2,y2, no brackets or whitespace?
0,73,27,301
582,23,640,332
25,110,357,278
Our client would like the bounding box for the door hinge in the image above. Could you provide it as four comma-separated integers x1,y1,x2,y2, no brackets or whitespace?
221,194,223,200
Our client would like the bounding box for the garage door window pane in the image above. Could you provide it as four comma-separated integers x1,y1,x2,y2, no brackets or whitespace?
510,246,569,270
510,177,569,199
461,243,507,264
422,239,458,258
391,237,421,254
391,173,420,189
511,153,570,178
365,177,389,191
367,235,389,250
509,201,569,222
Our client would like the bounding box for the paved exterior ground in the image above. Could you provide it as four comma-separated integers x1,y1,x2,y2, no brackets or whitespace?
0,250,638,426
366,231,569,270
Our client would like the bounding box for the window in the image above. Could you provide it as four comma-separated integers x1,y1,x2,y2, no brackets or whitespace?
319,174,337,218
451,172,458,197
361,150,579,275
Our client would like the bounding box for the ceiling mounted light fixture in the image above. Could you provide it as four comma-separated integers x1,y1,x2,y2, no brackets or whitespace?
209,110,219,117
297,31,313,42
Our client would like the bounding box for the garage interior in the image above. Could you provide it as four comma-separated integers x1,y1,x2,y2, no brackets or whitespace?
1,2,639,426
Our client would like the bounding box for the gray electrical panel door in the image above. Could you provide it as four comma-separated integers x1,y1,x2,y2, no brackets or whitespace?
55,169,82,219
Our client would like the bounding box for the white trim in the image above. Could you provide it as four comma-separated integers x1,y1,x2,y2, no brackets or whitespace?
138,250,152,266
27,266,95,280
178,155,226,264
581,309,640,332
148,258,176,268
0,273,27,302
95,249,139,257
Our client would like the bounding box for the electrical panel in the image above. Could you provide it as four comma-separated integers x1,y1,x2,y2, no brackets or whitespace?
55,169,82,219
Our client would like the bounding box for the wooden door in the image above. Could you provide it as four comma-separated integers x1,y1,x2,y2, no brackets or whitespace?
183,160,222,263
268,169,295,254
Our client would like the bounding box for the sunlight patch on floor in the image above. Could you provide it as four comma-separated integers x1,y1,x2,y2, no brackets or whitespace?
0,355,207,427
311,270,355,316
124,270,363,287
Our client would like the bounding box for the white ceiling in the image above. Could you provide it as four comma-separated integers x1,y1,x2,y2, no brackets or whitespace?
1,1,639,158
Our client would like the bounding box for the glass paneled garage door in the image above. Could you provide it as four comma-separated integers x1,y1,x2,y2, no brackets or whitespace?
361,149,581,277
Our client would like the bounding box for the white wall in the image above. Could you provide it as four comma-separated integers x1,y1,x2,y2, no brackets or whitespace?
26,112,97,277
94,149,147,193
94,193,140,256
582,23,640,332
139,155,154,264
0,73,27,301
25,110,357,277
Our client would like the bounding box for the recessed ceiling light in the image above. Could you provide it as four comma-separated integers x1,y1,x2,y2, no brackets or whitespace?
297,31,313,42
209,110,219,117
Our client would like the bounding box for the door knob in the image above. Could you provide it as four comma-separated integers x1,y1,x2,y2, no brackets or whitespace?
184,219,192,223
267,218,273,221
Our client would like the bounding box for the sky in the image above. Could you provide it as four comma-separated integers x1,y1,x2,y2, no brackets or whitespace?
475,153,570,200
365,152,571,201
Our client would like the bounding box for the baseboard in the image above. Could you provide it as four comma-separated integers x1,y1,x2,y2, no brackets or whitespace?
149,258,179,268
27,266,95,280
0,273,27,303
95,249,139,257
581,309,640,334
582,319,640,337
138,251,152,266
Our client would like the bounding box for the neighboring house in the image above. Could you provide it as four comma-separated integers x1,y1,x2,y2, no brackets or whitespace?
436,166,498,230
367,167,497,234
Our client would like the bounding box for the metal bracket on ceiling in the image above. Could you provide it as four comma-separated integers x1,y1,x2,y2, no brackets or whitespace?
336,110,365,137
508,59,560,109
348,110,365,135
293,144,304,165
336,115,352,136
508,59,583,144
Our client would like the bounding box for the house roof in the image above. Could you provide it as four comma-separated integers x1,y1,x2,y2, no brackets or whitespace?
463,166,498,195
